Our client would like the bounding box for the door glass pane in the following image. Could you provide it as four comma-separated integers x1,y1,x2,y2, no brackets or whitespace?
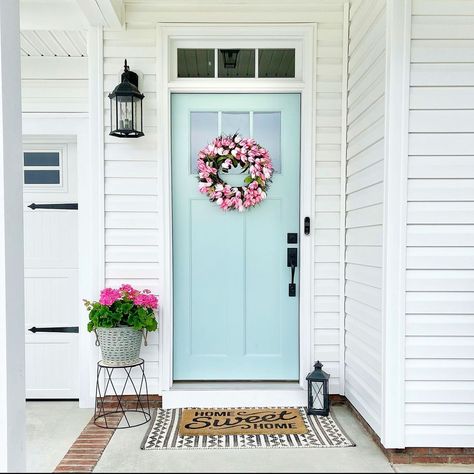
190,112,218,173
24,152,60,167
253,112,281,173
218,49,255,78
258,49,295,78
178,49,215,78
24,170,60,185
221,112,250,138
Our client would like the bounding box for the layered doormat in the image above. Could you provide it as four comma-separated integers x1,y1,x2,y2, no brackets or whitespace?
141,407,354,450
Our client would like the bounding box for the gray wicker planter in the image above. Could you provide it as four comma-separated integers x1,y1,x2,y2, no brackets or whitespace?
96,327,143,366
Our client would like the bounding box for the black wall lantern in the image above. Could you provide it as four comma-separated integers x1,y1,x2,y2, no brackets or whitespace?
221,49,240,69
306,361,330,416
108,60,144,138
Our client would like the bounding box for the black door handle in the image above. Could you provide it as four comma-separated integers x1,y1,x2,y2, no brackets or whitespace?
28,326,79,333
287,248,297,297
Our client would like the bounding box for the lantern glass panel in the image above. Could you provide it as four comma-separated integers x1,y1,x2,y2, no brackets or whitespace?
311,381,325,411
118,95,133,130
110,96,117,133
132,96,142,133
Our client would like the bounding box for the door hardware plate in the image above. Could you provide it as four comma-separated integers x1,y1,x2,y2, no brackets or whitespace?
287,233,298,244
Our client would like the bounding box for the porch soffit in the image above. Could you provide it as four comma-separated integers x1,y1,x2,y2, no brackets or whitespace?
20,31,87,57
20,1,88,57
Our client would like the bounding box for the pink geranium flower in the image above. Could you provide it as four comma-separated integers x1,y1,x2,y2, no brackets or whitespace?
119,284,140,299
99,288,121,306
134,292,159,309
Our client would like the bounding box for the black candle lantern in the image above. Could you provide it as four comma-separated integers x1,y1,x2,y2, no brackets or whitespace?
306,361,330,416
108,60,144,138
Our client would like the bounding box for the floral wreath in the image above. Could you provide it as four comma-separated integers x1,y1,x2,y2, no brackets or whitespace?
197,133,273,212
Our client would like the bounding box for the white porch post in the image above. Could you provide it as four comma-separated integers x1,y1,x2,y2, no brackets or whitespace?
0,0,25,472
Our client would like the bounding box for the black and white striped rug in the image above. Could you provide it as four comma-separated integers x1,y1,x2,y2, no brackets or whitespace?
141,407,354,450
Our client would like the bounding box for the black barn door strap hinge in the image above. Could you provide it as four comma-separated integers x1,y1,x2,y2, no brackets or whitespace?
28,203,78,210
28,326,79,333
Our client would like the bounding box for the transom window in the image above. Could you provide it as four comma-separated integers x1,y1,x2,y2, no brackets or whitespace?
177,48,295,78
177,48,295,79
23,150,62,187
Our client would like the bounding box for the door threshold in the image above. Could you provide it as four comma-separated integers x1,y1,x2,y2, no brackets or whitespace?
170,381,301,391
162,382,306,408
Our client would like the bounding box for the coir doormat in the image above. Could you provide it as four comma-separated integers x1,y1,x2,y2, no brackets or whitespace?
141,407,354,450
179,407,307,436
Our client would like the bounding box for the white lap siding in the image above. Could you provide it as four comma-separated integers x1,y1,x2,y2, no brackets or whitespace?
313,5,346,394
405,0,474,447
21,57,88,113
103,29,160,393
344,0,386,436
105,0,346,394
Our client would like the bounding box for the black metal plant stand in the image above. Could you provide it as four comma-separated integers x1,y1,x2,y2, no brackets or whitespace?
94,358,151,429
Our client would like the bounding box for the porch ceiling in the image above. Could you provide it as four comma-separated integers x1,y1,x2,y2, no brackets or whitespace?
20,30,87,57
20,0,88,57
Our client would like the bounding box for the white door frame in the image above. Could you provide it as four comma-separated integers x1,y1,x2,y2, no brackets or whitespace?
157,24,317,406
22,113,100,408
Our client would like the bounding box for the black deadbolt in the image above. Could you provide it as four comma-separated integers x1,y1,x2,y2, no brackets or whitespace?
287,233,298,244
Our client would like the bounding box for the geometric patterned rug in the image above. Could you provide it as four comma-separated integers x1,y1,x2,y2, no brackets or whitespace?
141,407,354,450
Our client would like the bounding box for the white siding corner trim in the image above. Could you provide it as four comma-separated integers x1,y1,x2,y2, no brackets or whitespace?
381,0,411,449
338,2,350,397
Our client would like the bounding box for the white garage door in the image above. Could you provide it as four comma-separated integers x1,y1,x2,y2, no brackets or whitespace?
23,141,79,399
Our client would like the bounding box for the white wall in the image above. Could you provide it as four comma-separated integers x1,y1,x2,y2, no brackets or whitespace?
344,0,386,436
405,0,474,447
103,28,160,393
21,56,88,113
103,0,347,394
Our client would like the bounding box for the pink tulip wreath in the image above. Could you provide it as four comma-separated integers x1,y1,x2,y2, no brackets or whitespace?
197,133,274,212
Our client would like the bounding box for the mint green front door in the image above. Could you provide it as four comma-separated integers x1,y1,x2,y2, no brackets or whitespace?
172,93,300,381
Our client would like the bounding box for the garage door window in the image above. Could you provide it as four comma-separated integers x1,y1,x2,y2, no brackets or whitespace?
24,151,62,187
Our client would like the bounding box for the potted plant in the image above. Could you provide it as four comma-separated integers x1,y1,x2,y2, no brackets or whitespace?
84,284,158,366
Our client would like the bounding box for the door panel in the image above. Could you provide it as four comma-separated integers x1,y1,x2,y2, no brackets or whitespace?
172,94,301,381
23,142,79,399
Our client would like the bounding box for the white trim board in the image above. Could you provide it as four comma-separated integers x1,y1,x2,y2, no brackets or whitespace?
338,1,349,398
381,0,411,449
157,23,317,408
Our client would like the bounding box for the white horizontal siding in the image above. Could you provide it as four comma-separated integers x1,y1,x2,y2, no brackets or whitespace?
21,56,88,113
103,27,160,392
311,12,345,395
405,3,474,447
344,0,385,437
